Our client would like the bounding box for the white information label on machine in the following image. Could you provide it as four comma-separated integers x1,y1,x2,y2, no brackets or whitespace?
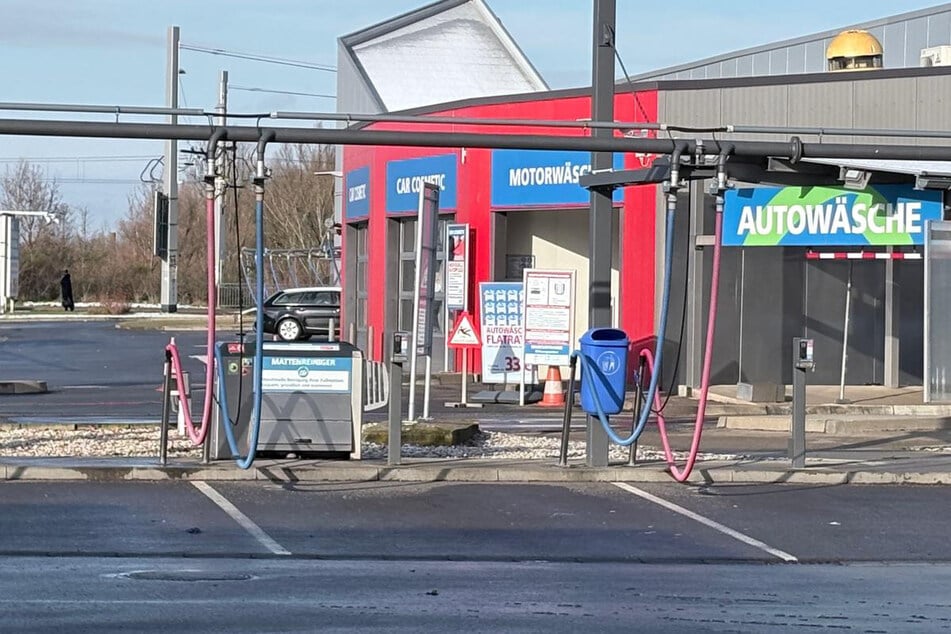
261,356,352,393
522,268,575,367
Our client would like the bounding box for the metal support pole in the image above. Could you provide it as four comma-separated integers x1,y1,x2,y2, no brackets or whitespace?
628,354,646,466
586,0,616,468
836,262,853,404
160,26,180,313
159,351,172,466
214,70,228,296
388,360,403,466
329,317,336,342
884,251,900,388
422,355,432,420
790,338,807,468
559,355,578,467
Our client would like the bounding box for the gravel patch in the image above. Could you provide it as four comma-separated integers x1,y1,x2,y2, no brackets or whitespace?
0,426,749,462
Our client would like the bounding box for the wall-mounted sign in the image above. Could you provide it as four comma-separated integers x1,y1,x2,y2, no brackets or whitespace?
522,268,575,367
344,166,370,220
723,185,943,247
445,223,469,311
490,150,624,208
505,254,534,281
385,154,457,213
479,282,524,384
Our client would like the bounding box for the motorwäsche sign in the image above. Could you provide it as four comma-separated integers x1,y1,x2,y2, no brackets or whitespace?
722,185,943,247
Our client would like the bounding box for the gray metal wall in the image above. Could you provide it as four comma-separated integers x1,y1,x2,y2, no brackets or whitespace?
633,5,951,81
658,69,951,386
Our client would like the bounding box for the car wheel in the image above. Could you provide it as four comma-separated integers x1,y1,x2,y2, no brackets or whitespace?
277,318,303,341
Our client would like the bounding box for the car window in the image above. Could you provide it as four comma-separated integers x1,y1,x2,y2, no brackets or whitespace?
315,292,338,306
273,292,303,306
297,292,320,305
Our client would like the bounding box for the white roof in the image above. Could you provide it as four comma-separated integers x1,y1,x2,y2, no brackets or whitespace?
343,0,548,112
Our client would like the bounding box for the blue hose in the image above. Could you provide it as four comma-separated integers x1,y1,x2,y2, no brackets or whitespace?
573,351,639,446
216,196,265,470
621,203,677,444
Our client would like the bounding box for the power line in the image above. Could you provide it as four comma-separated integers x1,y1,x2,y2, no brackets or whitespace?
179,44,336,73
230,85,336,100
0,155,156,164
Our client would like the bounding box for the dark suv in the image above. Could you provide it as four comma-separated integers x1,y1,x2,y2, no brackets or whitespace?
260,286,342,341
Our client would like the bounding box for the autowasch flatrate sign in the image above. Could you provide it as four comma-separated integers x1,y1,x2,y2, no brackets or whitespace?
723,185,943,247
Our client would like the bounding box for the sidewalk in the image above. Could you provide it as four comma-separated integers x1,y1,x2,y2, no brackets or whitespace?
2,382,951,485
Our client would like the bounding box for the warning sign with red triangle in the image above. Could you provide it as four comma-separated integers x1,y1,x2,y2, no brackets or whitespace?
447,311,482,348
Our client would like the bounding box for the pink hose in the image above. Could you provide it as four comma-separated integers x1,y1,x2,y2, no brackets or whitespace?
644,209,723,482
165,193,217,446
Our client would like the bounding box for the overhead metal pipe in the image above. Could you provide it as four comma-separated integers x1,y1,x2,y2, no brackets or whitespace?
0,102,205,117
5,100,951,141
3,117,951,162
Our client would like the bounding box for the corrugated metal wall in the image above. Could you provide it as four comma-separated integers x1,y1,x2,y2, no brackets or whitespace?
636,6,951,82
658,71,951,386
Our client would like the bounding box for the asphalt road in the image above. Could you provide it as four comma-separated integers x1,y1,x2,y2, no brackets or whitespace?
1,480,951,631
0,320,207,422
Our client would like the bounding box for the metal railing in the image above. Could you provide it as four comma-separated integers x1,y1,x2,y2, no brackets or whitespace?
218,283,254,309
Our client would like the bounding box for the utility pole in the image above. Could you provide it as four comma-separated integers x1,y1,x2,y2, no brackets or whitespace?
586,0,616,467
160,25,180,313
214,70,228,294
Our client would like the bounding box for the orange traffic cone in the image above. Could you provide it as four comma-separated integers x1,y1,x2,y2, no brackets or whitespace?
540,365,565,407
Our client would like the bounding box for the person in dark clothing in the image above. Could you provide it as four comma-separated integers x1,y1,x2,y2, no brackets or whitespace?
60,270,74,312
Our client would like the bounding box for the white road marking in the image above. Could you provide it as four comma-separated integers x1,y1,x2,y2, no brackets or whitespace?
191,481,291,556
60,385,110,389
190,355,208,365
612,482,798,562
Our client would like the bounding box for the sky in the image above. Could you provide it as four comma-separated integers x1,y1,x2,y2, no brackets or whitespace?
0,0,944,231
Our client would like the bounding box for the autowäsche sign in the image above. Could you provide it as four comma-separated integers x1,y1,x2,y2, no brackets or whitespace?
723,185,943,247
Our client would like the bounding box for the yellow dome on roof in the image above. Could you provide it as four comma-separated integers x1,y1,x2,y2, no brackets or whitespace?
826,30,883,59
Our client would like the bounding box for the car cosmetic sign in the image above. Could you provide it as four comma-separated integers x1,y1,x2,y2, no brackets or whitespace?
344,166,370,220
385,154,457,213
478,282,524,383
723,184,942,247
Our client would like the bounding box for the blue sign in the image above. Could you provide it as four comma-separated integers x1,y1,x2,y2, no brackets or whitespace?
723,185,943,247
344,167,370,220
490,150,624,207
261,356,352,393
385,154,457,213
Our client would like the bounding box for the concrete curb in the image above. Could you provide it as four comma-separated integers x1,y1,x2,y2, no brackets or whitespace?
0,380,48,395
718,414,951,433
3,458,951,485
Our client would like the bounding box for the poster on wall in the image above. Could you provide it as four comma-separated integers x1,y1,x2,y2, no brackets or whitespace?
478,281,524,384
445,223,469,311
521,268,575,368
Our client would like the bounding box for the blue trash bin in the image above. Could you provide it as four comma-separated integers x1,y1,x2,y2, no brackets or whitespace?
579,328,629,416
